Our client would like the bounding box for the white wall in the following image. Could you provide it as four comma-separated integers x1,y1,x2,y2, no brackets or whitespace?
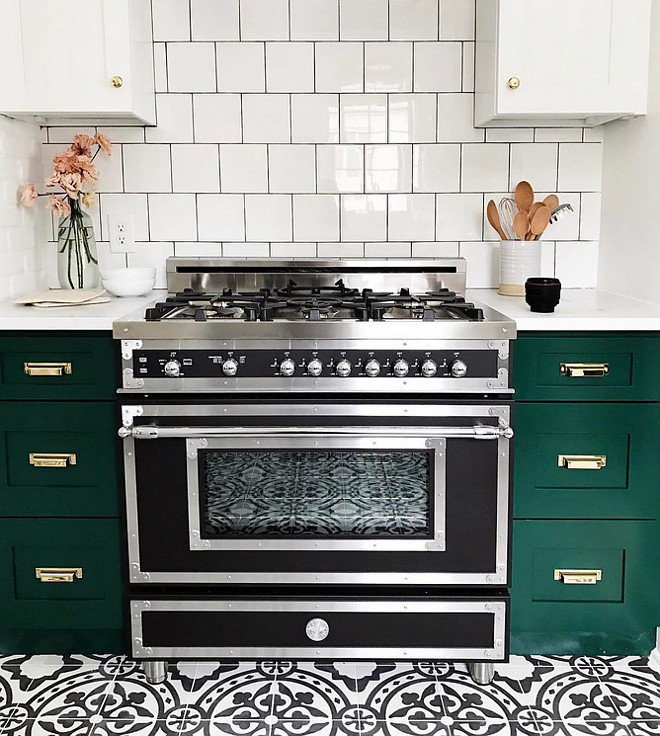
0,115,47,299
41,0,604,290
598,2,660,303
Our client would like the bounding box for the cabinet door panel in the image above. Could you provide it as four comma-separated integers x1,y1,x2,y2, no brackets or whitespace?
0,333,116,400
511,520,660,655
514,404,659,520
0,403,120,518
0,519,123,630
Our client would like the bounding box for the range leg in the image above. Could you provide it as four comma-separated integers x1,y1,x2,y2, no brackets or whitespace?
143,661,168,684
468,662,495,685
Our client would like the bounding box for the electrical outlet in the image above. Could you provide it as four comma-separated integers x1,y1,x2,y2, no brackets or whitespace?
108,214,136,253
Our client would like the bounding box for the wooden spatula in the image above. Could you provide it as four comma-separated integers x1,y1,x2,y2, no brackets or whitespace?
487,199,507,240
530,205,551,240
543,194,560,211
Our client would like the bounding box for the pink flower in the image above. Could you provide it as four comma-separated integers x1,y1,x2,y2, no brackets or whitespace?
72,134,96,155
48,195,71,217
59,172,83,200
45,174,62,189
82,191,98,208
20,183,39,207
52,149,79,174
77,155,99,185
95,133,112,155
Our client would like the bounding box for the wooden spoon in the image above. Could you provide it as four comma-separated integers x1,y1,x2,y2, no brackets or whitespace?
514,181,534,213
543,194,560,211
528,202,545,221
513,210,530,240
487,199,507,240
529,205,551,240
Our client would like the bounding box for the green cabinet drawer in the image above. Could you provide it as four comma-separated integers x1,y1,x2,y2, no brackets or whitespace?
0,518,123,631
514,332,660,401
0,332,116,400
0,402,120,517
511,520,660,655
514,403,660,519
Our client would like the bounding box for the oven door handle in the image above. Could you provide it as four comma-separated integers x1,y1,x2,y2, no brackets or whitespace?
118,425,513,440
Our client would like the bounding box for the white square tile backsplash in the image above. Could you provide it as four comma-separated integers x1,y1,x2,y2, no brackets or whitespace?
35,0,604,288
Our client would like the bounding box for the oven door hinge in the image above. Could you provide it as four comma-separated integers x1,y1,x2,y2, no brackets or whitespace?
122,405,144,428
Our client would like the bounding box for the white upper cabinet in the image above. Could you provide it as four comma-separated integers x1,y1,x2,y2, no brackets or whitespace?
475,0,652,127
0,0,155,126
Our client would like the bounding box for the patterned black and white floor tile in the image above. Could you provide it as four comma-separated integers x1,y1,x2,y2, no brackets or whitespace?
0,656,658,736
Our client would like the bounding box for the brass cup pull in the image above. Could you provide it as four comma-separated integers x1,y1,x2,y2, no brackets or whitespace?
24,362,72,377
560,362,609,378
554,569,602,585
35,567,83,583
29,453,77,468
558,454,607,470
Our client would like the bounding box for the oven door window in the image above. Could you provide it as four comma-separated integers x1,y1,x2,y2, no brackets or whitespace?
186,435,445,551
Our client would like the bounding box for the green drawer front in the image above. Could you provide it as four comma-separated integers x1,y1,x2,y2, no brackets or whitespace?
0,519,123,630
511,520,660,655
0,332,116,400
514,403,660,519
514,332,660,401
0,402,120,517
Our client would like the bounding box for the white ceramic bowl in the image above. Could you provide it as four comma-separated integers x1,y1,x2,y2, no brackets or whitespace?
102,278,155,297
100,267,156,282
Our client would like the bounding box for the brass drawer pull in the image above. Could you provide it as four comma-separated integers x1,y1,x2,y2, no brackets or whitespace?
558,454,607,470
554,568,602,585
560,362,609,378
29,453,77,468
35,567,83,583
24,362,72,377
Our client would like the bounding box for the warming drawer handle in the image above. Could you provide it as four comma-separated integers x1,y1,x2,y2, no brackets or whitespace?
29,452,77,468
24,362,72,377
557,454,606,470
35,567,83,583
118,425,514,440
554,569,602,585
560,362,609,378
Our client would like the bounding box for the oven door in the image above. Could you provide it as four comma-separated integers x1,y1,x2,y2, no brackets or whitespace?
120,402,512,586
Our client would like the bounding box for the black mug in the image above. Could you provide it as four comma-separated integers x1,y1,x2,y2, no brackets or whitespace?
525,278,561,313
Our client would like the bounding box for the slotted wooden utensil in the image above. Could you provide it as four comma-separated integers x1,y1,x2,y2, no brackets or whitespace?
515,181,534,213
487,199,507,240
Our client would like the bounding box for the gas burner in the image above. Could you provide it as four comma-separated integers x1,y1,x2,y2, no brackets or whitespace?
146,296,263,322
369,291,484,322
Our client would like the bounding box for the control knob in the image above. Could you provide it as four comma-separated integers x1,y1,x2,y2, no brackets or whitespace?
450,359,468,378
336,359,352,377
393,359,409,377
164,360,181,378
222,358,239,377
364,359,381,377
307,358,323,377
421,359,438,377
279,358,296,377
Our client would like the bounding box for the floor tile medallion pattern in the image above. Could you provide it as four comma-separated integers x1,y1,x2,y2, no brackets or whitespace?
0,655,658,736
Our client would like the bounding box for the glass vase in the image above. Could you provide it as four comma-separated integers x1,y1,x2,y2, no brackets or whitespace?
56,199,99,290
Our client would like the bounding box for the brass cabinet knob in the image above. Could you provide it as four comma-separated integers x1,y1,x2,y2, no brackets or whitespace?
111,75,124,88
507,77,521,91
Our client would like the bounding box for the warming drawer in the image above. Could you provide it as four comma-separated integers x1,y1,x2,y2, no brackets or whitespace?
130,597,509,661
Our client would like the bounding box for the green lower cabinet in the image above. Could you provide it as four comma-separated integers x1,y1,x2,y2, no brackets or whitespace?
511,520,660,655
514,403,660,519
0,519,125,654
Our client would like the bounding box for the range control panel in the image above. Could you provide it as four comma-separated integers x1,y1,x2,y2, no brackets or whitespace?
132,349,499,379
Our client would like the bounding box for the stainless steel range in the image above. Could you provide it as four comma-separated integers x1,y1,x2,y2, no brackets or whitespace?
114,258,516,686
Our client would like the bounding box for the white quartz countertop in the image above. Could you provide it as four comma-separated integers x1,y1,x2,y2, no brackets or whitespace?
0,288,660,332
467,288,660,331
0,291,164,330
